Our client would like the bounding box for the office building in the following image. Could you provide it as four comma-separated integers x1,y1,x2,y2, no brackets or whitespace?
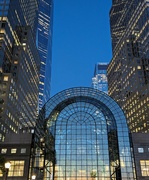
0,133,34,179
107,0,149,133
37,0,53,110
0,125,54,180
39,87,136,180
92,63,108,94
131,133,149,179
110,0,136,53
0,0,40,141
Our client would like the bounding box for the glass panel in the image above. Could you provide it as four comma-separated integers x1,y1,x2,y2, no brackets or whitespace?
44,87,134,179
54,102,111,179
8,161,25,177
140,160,149,176
3,76,8,81
21,148,26,154
1,148,7,154
138,148,144,153
11,148,17,154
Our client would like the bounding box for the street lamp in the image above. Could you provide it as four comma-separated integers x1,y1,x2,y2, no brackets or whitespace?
3,162,11,180
31,174,36,179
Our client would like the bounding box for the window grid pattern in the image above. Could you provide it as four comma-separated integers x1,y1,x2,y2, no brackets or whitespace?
140,160,149,176
108,0,149,133
0,0,40,140
39,87,135,179
8,160,25,177
38,0,53,109
55,102,110,179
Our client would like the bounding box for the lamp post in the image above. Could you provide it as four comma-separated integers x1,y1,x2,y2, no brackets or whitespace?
31,174,36,179
3,162,11,180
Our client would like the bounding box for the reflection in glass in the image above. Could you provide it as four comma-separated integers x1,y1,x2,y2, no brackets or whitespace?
50,101,117,179
40,87,135,179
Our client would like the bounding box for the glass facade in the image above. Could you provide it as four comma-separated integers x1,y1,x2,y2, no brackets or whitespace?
0,133,36,179
0,160,25,177
37,0,53,110
92,63,108,94
0,0,40,140
140,161,149,176
39,87,135,180
131,133,149,179
110,0,136,53
8,160,25,177
108,0,149,133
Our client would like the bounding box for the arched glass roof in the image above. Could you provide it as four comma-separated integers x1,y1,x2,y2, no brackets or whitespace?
42,87,128,129
39,87,134,179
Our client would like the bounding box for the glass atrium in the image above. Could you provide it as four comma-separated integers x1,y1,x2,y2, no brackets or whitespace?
40,87,135,180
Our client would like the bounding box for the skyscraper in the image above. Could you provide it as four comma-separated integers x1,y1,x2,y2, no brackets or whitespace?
110,0,136,53
92,63,108,94
108,0,149,132
37,0,53,110
0,0,40,141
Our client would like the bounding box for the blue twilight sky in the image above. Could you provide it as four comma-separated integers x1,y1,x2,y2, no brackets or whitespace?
50,0,112,97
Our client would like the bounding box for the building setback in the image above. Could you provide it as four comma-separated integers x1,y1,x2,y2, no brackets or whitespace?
107,0,149,133
0,0,40,141
92,63,108,94
37,0,53,110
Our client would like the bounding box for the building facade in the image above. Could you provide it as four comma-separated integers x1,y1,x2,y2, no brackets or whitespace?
37,0,53,110
39,87,136,180
0,0,40,141
92,63,108,94
110,0,136,53
107,0,149,132
0,129,50,180
0,133,34,180
131,133,149,179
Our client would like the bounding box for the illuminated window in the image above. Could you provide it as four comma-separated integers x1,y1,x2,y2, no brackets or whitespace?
11,148,17,154
1,148,7,154
8,161,25,177
3,76,9,81
140,160,149,176
138,148,144,153
0,169,2,177
14,61,18,64
137,66,141,70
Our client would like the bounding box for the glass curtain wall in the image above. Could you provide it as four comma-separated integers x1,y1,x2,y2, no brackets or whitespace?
39,87,135,180
55,102,112,179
